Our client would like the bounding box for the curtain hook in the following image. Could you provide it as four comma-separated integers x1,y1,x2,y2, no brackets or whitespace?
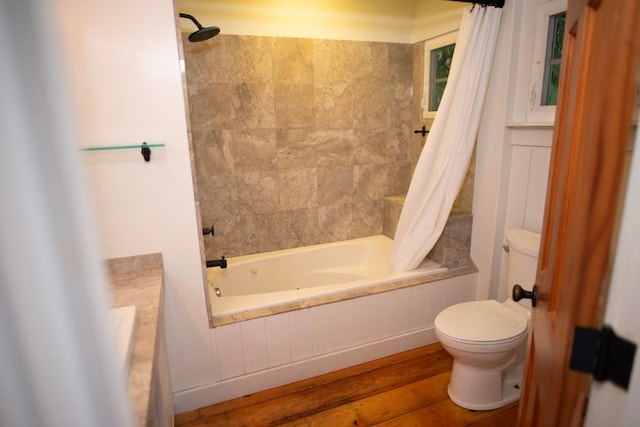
141,142,151,162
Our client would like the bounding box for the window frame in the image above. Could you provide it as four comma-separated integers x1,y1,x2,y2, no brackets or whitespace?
527,0,567,123
422,31,458,119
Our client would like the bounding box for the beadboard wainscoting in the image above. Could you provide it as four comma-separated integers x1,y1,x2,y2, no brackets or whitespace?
498,127,553,302
174,272,476,412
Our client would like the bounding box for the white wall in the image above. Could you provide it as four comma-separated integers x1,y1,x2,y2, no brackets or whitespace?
495,129,552,301
52,0,216,393
412,0,466,42
470,0,517,301
503,133,552,235
585,109,640,426
472,0,555,300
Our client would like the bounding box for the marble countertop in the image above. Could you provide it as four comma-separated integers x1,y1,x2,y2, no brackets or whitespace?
108,253,163,427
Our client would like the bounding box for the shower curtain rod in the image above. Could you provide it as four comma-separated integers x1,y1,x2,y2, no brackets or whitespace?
447,0,505,8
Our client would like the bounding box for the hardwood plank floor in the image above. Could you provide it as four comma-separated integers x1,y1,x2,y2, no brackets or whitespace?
175,343,519,426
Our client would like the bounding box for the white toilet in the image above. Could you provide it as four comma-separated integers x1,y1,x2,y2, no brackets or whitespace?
434,228,540,410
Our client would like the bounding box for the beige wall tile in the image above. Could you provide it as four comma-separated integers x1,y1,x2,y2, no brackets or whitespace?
319,204,353,243
182,34,463,259
317,165,354,206
314,84,354,129
273,38,314,84
313,40,355,85
274,84,315,128
279,168,318,210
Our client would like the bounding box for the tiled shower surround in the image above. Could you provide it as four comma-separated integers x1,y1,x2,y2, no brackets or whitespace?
184,35,415,258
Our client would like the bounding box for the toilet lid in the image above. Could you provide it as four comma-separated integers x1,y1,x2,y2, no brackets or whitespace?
435,300,528,343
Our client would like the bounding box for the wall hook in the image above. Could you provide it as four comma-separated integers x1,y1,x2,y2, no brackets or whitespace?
141,142,151,162
414,126,430,137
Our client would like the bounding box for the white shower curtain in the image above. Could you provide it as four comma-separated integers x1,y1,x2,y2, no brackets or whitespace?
389,6,502,273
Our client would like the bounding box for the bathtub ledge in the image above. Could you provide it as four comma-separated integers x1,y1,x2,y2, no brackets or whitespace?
211,263,477,327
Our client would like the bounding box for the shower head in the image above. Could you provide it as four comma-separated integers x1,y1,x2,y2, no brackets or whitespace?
179,13,220,42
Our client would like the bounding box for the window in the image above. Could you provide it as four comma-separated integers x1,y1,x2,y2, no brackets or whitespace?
422,32,458,118
429,43,456,111
541,11,566,106
527,0,567,122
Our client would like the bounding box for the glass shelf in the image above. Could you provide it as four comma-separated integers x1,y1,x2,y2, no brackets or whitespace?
81,143,165,161
81,143,165,152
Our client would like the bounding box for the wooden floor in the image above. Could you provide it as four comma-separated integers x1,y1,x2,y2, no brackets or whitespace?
175,343,518,426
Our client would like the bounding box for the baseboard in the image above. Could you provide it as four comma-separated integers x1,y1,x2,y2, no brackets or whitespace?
174,326,438,414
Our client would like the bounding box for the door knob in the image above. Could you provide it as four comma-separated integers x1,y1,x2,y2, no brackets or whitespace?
512,284,538,307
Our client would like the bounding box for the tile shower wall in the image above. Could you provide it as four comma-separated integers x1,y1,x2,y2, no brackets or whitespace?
183,35,414,258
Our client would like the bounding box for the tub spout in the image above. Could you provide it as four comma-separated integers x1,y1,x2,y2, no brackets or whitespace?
206,257,227,269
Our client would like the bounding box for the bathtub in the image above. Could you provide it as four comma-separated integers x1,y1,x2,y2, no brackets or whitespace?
207,235,448,321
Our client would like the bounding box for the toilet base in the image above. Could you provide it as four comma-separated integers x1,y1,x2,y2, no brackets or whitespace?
448,377,521,410
446,356,523,410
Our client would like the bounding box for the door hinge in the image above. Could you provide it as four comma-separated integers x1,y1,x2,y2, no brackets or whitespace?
569,325,637,390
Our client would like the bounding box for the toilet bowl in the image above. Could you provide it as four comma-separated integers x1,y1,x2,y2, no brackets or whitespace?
434,229,540,410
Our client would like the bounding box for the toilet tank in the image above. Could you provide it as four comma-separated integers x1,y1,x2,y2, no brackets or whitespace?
506,229,541,308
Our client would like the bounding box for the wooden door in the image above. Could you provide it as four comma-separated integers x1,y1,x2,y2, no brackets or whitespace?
518,0,640,425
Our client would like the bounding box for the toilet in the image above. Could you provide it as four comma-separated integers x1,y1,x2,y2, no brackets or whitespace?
434,228,540,410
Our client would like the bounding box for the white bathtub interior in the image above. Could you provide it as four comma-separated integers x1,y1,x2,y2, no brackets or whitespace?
207,235,449,318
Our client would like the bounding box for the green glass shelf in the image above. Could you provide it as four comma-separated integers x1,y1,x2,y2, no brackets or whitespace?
81,143,165,162
81,143,165,152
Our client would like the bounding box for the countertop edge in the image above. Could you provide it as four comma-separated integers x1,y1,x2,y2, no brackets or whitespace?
110,257,164,427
